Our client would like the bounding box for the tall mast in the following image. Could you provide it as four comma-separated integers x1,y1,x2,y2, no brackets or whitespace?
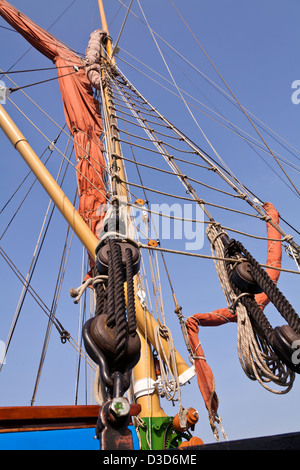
96,1,197,449
96,0,167,425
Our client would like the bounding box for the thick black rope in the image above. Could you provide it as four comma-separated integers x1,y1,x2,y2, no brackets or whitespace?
93,265,106,317
234,240,300,335
109,239,127,368
224,240,274,343
92,239,138,374
224,239,300,344
106,247,115,327
126,247,137,336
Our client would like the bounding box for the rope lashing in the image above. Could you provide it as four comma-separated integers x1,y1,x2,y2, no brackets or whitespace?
70,274,108,304
126,246,138,336
109,238,128,366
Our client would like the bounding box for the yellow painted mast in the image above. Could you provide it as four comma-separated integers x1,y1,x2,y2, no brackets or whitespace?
96,0,167,419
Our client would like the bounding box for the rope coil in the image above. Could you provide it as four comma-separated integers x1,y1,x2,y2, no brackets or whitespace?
207,224,295,393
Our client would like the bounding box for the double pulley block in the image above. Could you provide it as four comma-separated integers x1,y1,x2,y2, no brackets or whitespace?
222,234,263,295
222,235,300,374
95,205,140,278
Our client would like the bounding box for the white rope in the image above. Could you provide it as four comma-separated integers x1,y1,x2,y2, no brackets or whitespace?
69,275,108,304
206,224,295,394
153,324,182,405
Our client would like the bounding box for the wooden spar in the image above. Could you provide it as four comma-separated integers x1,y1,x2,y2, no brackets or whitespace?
0,104,98,259
97,1,127,201
0,103,191,416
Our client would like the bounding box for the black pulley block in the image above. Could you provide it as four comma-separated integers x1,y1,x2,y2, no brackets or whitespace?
272,324,300,374
231,261,263,294
96,238,140,276
89,314,141,372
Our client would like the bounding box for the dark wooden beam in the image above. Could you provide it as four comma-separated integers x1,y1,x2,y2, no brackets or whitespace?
0,404,141,433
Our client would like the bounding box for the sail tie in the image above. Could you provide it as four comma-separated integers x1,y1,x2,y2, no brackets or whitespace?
85,29,107,90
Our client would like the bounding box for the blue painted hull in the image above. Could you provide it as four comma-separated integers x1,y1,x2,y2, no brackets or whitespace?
0,425,140,450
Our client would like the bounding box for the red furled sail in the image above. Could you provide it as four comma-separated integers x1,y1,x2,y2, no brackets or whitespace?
0,0,106,262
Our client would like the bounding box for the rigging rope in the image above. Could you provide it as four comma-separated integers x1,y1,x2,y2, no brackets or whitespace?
118,0,300,184
31,212,75,405
0,133,72,375
99,23,299,246
9,68,81,93
0,246,70,345
169,0,300,199
0,64,82,75
116,53,300,183
104,63,300,274
111,0,133,59
0,0,79,81
206,221,297,393
139,242,300,275
117,0,300,168
116,65,300,262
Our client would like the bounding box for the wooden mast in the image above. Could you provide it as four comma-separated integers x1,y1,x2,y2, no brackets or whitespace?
96,0,167,419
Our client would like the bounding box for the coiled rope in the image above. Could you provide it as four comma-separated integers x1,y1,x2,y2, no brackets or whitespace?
207,224,295,393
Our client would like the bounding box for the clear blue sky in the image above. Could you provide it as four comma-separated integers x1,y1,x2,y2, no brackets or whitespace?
0,0,300,445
